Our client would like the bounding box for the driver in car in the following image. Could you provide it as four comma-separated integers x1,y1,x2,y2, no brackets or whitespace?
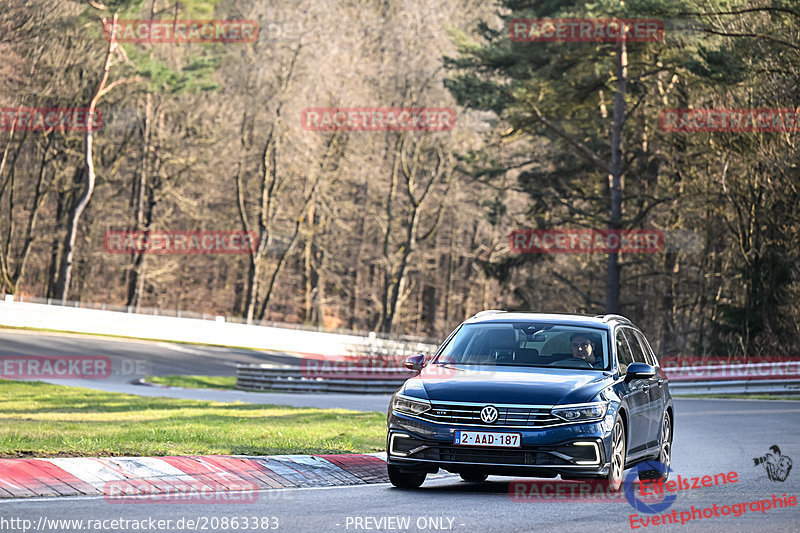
570,333,601,367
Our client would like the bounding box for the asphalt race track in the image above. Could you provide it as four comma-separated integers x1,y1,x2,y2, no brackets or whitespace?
0,328,300,377
1,330,799,532
0,329,390,411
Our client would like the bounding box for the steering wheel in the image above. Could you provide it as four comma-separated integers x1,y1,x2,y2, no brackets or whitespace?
549,358,593,369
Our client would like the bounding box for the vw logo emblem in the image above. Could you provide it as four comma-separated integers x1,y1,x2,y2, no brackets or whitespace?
480,405,498,424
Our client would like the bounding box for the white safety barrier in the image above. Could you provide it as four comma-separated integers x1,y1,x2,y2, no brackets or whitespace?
0,300,437,358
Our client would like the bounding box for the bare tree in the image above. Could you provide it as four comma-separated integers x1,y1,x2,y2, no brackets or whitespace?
56,10,138,302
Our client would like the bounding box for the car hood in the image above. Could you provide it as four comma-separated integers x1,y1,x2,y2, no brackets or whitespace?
402,364,612,405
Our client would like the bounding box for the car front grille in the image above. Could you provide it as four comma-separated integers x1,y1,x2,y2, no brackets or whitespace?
390,435,601,467
436,447,569,465
417,402,564,428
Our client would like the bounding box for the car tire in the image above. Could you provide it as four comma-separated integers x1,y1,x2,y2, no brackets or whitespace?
638,411,672,482
387,465,426,489
605,417,626,492
459,473,488,483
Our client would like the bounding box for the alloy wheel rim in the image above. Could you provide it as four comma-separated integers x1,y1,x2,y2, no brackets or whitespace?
660,415,671,472
611,421,624,487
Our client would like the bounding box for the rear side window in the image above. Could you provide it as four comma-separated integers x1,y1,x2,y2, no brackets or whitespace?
615,329,634,374
622,328,649,364
630,329,658,367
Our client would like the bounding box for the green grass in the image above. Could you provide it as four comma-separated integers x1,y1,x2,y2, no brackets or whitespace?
145,375,238,390
677,394,800,400
0,380,385,458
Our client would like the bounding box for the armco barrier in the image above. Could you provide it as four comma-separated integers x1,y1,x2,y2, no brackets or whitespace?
664,361,800,394
0,300,437,358
3,297,798,396
664,361,800,381
667,378,800,395
236,365,409,393
235,362,800,395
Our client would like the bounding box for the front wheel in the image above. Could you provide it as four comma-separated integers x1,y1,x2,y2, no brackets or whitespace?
388,465,426,489
605,418,626,492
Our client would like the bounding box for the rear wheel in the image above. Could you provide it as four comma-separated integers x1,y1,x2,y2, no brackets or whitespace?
605,418,626,492
459,473,488,483
658,412,672,473
387,465,426,489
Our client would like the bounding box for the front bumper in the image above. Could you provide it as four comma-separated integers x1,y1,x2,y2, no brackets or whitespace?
387,410,614,477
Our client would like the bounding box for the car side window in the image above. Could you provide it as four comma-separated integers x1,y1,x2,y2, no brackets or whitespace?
623,328,648,364
631,329,658,367
615,329,634,375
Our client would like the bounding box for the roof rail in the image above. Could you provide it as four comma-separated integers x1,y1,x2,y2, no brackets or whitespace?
595,314,633,324
472,310,507,319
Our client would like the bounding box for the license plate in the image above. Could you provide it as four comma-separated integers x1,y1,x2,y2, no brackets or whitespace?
454,431,521,447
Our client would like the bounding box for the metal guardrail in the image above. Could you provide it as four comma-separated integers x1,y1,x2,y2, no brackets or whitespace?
663,361,800,381
664,361,800,394
236,361,800,395
668,379,800,395
236,365,408,394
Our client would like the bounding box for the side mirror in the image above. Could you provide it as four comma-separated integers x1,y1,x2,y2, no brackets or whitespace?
403,354,426,371
625,362,656,382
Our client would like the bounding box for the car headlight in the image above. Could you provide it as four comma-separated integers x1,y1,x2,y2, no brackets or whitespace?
392,395,431,415
551,402,608,422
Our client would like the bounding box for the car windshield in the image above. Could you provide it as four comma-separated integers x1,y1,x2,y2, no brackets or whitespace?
433,322,610,370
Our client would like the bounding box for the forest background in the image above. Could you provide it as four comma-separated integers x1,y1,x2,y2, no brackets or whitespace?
1,0,798,358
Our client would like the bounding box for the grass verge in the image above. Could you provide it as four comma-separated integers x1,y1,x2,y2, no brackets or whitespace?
0,380,385,458
144,375,237,390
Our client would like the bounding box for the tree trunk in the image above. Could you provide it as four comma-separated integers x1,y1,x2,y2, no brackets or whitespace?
303,202,321,323
56,13,122,303
380,205,421,332
127,94,153,310
605,34,627,314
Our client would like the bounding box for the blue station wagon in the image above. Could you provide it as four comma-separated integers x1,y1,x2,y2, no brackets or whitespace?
386,312,673,490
